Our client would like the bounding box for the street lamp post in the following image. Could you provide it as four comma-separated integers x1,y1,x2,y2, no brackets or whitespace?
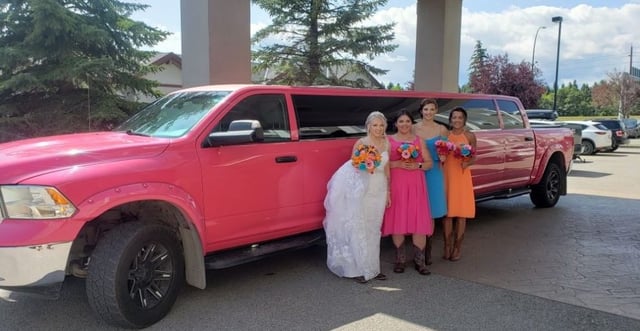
531,26,546,72
552,16,563,112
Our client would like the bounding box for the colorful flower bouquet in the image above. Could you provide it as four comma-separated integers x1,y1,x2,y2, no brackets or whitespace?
397,142,419,162
454,143,475,161
434,137,455,162
352,144,382,174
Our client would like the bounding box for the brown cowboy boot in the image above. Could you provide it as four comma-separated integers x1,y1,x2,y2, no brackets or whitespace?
413,245,431,275
393,243,406,273
425,236,433,265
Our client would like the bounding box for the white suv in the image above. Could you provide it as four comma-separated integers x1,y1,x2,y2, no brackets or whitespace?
560,121,612,155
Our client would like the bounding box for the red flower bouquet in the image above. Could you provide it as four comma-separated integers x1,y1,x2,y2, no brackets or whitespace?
397,142,419,162
352,144,382,174
434,137,455,162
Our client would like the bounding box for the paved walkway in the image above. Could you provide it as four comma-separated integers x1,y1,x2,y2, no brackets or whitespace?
412,140,640,322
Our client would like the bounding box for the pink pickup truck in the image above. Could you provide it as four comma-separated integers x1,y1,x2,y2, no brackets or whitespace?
0,85,573,328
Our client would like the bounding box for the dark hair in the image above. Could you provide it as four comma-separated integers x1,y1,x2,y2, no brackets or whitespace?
448,107,468,124
418,98,438,117
394,109,415,123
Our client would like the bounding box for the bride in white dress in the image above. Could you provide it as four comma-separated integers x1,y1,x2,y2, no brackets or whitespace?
323,111,391,283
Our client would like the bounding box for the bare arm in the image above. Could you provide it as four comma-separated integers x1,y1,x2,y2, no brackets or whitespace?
463,131,477,168
439,125,450,138
419,138,433,170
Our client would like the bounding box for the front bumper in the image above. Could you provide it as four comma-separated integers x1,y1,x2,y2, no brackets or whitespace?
0,242,72,298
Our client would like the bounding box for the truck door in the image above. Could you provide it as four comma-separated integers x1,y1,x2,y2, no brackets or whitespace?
497,99,536,187
438,98,505,197
197,93,305,251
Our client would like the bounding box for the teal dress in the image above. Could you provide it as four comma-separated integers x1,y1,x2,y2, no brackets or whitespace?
425,137,447,218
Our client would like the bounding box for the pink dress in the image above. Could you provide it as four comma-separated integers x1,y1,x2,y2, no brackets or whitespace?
382,136,433,236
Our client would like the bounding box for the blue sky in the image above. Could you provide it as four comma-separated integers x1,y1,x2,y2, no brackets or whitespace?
131,1,640,88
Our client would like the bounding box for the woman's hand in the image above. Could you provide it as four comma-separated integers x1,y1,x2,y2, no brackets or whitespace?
386,191,392,208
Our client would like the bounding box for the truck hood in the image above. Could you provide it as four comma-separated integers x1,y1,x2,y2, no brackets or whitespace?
0,132,170,183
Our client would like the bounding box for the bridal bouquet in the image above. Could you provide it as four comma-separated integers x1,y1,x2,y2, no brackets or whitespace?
352,144,382,174
434,137,455,162
397,142,419,162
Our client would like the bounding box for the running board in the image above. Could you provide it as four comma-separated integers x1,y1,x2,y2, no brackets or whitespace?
204,230,325,270
476,187,531,203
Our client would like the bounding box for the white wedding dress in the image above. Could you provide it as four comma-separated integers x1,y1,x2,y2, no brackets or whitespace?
323,151,389,281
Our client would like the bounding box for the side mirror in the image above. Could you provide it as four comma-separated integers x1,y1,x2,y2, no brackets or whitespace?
204,120,264,147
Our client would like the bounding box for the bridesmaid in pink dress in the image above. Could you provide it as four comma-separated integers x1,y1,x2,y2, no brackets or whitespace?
382,110,434,275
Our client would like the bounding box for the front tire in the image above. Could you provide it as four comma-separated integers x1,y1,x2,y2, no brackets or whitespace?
530,162,563,208
86,222,185,329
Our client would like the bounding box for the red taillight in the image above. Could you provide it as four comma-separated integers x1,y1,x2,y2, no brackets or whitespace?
595,131,607,135
616,130,623,137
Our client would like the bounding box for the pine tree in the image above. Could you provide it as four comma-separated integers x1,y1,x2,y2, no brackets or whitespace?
0,0,170,141
0,0,169,99
468,40,489,93
252,0,398,87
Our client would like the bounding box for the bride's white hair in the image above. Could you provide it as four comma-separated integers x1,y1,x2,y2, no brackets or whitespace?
365,111,387,133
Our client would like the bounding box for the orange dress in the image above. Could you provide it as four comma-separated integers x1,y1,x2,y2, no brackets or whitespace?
443,132,475,218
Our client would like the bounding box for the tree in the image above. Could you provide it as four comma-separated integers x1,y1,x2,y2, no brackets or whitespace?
603,71,640,118
468,50,545,109
0,0,169,141
251,0,398,87
468,40,490,93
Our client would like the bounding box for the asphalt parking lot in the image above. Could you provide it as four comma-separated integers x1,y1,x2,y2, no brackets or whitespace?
1,140,639,331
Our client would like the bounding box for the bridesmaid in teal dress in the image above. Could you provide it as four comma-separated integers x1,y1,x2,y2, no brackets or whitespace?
413,98,449,264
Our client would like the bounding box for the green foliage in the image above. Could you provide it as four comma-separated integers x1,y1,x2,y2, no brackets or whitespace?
251,0,397,87
0,0,169,142
467,47,545,108
0,90,144,142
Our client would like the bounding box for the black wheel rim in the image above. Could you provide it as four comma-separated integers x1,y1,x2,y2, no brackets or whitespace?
546,169,560,202
128,242,174,309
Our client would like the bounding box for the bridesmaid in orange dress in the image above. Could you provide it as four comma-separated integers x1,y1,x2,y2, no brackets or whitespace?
443,107,477,261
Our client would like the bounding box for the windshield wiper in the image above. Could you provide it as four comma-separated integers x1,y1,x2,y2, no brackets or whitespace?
125,130,150,137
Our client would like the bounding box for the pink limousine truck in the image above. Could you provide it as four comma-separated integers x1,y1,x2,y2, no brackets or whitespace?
0,85,574,328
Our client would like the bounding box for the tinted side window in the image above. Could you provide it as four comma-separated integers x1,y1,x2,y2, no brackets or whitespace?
497,100,524,129
292,95,422,139
212,94,290,142
437,98,499,130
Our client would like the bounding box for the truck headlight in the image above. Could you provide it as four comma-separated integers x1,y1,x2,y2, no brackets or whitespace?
0,185,77,220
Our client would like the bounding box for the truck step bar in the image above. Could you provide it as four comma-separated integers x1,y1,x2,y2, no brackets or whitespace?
476,187,531,203
204,230,326,270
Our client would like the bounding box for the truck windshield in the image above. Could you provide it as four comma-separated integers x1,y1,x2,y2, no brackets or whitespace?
116,91,231,138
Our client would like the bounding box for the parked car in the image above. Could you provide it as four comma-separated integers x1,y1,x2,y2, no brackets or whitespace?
621,118,639,138
591,119,629,151
561,120,613,155
526,109,559,121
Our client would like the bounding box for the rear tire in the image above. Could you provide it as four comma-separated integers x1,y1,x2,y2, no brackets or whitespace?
86,222,184,329
530,162,563,208
581,140,595,155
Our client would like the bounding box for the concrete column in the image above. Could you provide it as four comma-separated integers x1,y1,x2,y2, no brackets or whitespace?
414,0,462,92
180,0,251,87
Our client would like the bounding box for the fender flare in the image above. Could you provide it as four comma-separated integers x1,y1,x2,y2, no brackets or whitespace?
75,182,207,289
